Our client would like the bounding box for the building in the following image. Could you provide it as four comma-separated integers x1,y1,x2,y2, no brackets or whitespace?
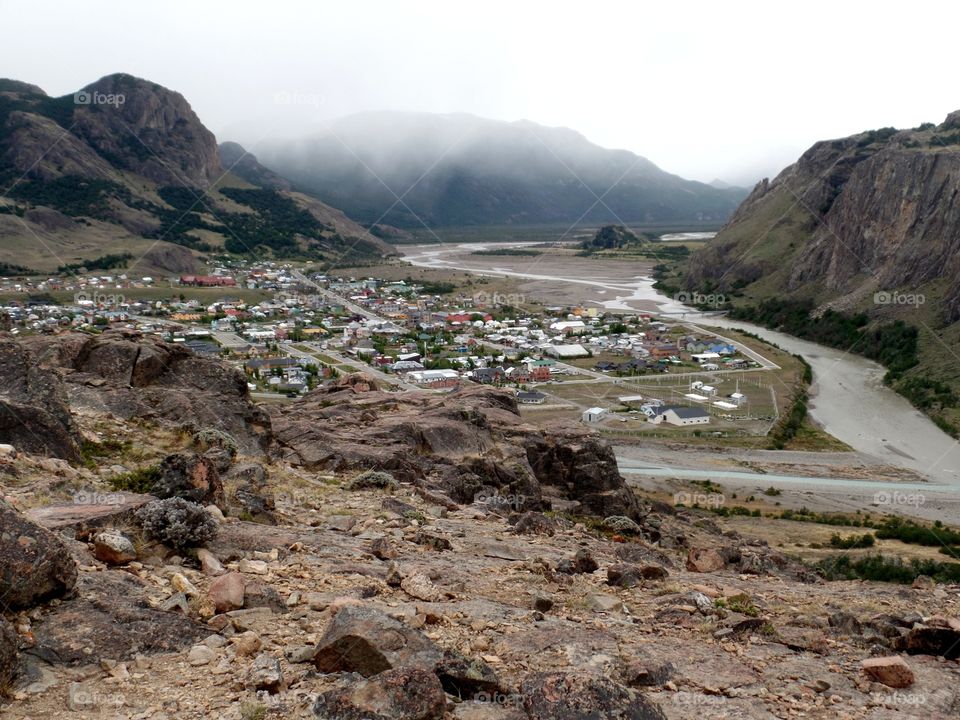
180,275,237,287
405,369,461,388
582,407,607,423
517,390,547,405
649,405,710,426
545,343,589,359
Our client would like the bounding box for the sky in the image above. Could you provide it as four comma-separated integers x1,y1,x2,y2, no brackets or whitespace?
3,0,960,186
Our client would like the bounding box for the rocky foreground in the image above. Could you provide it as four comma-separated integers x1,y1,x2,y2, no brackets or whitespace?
0,332,958,719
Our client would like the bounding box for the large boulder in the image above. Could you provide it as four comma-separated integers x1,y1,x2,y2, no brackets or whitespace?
313,667,446,720
520,672,666,720
153,452,224,507
312,605,442,676
0,500,78,611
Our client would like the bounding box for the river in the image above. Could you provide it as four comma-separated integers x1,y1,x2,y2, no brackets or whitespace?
400,242,960,498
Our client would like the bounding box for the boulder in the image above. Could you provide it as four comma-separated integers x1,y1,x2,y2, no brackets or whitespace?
209,572,245,613
313,667,446,720
0,499,78,610
92,529,137,565
861,655,915,688
246,653,284,694
153,452,224,507
686,547,726,573
895,624,960,659
0,616,17,687
520,671,666,719
312,605,442,676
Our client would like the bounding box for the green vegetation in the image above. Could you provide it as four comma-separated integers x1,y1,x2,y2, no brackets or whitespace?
469,247,541,257
816,554,960,584
875,516,960,553
58,252,133,274
108,464,162,494
7,175,131,218
768,386,808,449
414,279,456,295
829,532,876,549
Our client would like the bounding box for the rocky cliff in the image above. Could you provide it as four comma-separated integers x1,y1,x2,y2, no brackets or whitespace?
685,114,960,324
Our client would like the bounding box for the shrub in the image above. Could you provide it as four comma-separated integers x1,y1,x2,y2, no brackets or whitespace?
829,532,876,549
108,464,161,494
135,497,217,550
347,470,397,491
191,428,238,457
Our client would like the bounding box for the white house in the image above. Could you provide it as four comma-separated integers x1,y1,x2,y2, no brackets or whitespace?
545,343,589,359
582,407,607,423
550,320,587,334
691,352,721,364
649,405,710,426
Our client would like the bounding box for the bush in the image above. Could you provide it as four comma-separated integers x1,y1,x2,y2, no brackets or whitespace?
829,532,876,549
347,469,397,491
815,553,960,584
191,428,238,457
108,464,161,494
135,497,217,550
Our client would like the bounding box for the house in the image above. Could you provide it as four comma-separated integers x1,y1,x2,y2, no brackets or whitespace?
517,390,547,405
691,352,721,364
405,369,461,388
582,407,607,423
549,320,586,335
472,367,506,384
649,405,710,426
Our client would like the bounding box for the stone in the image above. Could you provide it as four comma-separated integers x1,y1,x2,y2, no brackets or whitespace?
0,499,78,610
585,593,624,613
0,617,17,687
895,624,960,659
602,516,642,535
370,537,399,560
243,581,287,613
862,655,915,688
209,572,245,613
621,659,675,687
196,548,225,576
231,630,262,658
686,547,726,573
313,667,446,720
187,644,215,666
285,645,315,664
239,558,269,574
912,575,935,590
532,594,554,613
606,563,644,588
558,548,598,575
246,653,284,694
92,529,137,565
153,452,224,507
312,605,442,676
401,572,446,602
520,671,666,719
512,512,556,536
170,572,198,596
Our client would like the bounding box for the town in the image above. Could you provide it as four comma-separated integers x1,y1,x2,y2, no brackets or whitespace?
0,260,788,438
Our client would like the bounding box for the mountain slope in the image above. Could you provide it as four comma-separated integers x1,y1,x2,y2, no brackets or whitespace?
681,114,960,433
0,75,394,275
256,111,748,228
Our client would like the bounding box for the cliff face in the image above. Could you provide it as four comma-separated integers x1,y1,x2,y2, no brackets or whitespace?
685,115,960,323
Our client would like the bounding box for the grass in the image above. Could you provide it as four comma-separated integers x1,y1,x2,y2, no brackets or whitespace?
107,464,161,494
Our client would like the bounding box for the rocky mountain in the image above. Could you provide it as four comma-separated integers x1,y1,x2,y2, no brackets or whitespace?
256,111,748,228
685,114,960,323
0,75,394,274
1,332,959,718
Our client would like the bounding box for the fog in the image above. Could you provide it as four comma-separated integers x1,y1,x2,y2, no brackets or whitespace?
3,0,960,185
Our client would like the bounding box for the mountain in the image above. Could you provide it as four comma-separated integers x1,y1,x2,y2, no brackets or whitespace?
255,111,748,228
0,74,394,275
681,114,960,433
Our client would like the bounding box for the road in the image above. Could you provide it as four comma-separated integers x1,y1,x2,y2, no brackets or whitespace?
290,270,380,320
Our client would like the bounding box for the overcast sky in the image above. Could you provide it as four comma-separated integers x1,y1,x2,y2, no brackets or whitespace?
3,0,959,186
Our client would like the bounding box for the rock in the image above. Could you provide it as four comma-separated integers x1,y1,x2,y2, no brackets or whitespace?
0,616,17,687
233,485,277,524
370,537,399,560
520,671,666,719
226,463,268,486
412,531,452,551
606,563,649,588
861,655,915,688
558,548,598,575
92,529,137,565
239,558,269,574
209,572,245,613
171,572,198,596
401,572,446,602
686,547,726,573
912,575,936,590
435,651,503,696
620,659,675,688
312,605,442,676
828,611,863,636
0,499,78,610
602,516,642,535
231,630,262,658
512,512,556,536
285,645,315,664
246,653,284,693
243,581,286,613
895,624,960,659
585,593,625,613
153,452,224,507
0,443,15,457
532,594,554,612
313,667,446,720
196,548,225,576
187,644,215,666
